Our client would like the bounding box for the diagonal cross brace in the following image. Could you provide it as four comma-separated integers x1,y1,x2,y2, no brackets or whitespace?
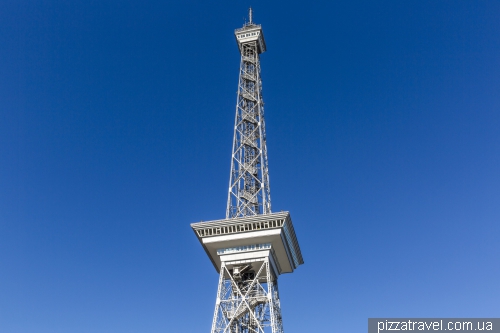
221,263,267,333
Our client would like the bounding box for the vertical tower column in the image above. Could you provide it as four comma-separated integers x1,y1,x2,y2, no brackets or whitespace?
190,9,304,333
227,14,271,219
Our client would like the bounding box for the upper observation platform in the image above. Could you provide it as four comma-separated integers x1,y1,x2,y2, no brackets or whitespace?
234,8,267,54
191,212,303,276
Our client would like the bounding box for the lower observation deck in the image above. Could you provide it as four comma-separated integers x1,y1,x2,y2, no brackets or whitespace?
191,212,304,276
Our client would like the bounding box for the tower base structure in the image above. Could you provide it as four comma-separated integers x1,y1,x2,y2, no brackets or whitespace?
191,212,304,333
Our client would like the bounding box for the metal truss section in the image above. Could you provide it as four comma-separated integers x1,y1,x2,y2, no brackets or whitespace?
211,259,284,333
227,13,271,219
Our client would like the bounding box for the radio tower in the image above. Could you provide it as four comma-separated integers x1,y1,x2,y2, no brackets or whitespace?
191,9,304,333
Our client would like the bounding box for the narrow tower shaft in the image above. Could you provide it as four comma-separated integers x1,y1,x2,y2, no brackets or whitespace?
227,15,271,219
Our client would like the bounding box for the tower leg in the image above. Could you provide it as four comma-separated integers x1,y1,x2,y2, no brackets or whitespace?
265,259,284,333
211,262,227,333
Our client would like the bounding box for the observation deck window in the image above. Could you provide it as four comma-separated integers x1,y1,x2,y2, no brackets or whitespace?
217,243,271,255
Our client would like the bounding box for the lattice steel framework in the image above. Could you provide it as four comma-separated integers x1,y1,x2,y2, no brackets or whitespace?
209,9,286,333
226,8,271,219
211,260,284,333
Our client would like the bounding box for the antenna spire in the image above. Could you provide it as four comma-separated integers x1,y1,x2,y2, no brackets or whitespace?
249,7,253,24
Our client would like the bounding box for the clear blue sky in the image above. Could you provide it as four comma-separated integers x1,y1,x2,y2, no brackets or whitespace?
1,1,499,332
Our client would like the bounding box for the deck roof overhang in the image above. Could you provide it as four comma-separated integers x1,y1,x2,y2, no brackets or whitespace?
191,212,304,275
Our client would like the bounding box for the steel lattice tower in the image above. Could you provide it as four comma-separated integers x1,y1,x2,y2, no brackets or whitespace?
226,8,271,219
191,9,304,333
